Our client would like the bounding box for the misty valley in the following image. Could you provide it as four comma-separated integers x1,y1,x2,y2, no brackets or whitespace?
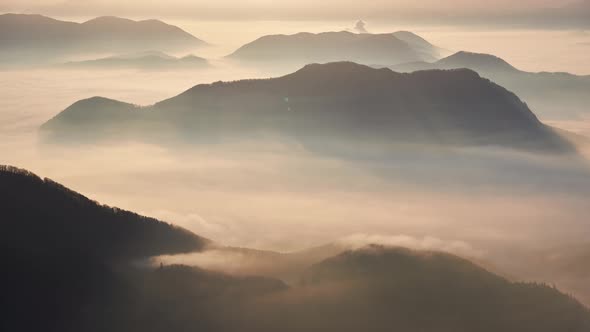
1,6,590,332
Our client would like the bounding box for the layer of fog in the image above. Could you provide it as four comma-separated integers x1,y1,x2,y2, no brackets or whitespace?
4,19,589,75
143,21,590,75
2,55,590,304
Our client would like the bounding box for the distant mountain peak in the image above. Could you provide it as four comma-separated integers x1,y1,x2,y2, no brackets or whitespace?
228,30,441,65
82,16,135,24
438,51,518,72
288,61,484,83
76,96,125,104
81,16,176,27
117,50,176,60
180,54,207,61
389,50,590,119
0,13,55,20
450,51,507,61
0,14,206,64
393,30,423,37
291,61,395,77
62,51,210,70
392,31,434,46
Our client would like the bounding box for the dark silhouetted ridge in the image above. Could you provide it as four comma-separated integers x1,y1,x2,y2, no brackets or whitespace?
1,165,589,332
0,165,208,260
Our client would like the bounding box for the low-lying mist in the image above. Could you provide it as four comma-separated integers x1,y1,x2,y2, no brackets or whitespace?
2,64,590,305
10,138,590,249
9,130,590,302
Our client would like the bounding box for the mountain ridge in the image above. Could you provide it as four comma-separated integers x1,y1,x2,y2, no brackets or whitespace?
63,51,209,70
390,51,590,119
1,165,590,332
42,62,574,154
0,165,209,260
0,13,206,64
256,244,590,332
228,31,441,67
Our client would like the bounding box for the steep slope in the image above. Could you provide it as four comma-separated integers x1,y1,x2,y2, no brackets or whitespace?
42,62,574,153
228,31,440,66
391,51,590,119
392,30,444,59
0,165,208,259
0,14,206,64
0,165,213,332
0,165,286,332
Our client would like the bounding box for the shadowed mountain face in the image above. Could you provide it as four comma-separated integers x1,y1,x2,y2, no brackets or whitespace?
0,165,209,259
1,166,589,332
42,62,574,154
391,51,590,120
63,51,209,70
0,14,206,64
228,31,442,67
0,165,211,332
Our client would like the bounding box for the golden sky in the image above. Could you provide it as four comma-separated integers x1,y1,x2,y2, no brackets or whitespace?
0,0,577,20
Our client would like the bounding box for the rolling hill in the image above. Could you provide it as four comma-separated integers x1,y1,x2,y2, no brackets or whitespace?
0,14,206,64
41,62,574,154
277,245,590,332
390,51,590,119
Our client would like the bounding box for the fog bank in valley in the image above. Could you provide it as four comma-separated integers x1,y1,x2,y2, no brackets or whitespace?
2,47,590,305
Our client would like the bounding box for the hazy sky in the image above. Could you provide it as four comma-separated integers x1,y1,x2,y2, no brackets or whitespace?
0,0,581,21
